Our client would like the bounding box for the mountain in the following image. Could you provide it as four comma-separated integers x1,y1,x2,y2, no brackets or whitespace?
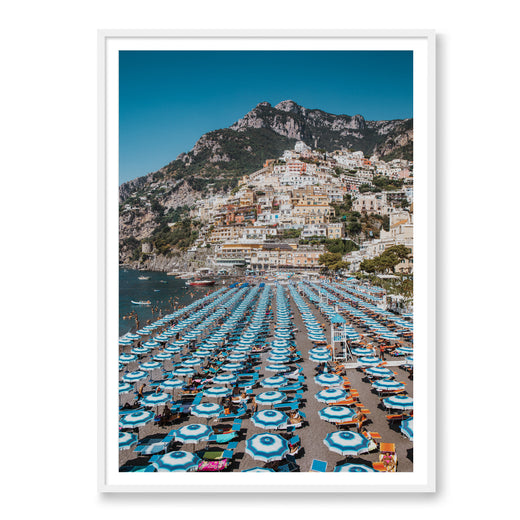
120,100,412,201
119,100,412,261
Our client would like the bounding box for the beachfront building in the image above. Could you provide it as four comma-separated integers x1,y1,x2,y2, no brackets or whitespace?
249,244,322,270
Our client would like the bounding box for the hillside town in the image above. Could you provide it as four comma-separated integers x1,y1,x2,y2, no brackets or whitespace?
181,141,413,279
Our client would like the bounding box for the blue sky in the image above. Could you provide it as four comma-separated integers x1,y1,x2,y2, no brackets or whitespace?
119,50,413,184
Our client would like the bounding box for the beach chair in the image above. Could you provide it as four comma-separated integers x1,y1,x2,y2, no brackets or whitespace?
310,459,327,472
277,454,299,472
386,414,404,424
377,443,397,471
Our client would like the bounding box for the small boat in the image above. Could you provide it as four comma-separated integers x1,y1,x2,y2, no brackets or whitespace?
186,280,216,287
131,300,151,305
138,276,150,280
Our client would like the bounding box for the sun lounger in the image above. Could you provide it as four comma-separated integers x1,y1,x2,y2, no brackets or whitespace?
208,432,237,443
277,454,299,472
385,414,404,424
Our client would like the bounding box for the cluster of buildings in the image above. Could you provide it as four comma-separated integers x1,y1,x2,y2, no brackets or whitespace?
186,142,413,273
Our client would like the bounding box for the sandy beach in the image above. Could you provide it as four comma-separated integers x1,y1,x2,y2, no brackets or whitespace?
119,278,413,472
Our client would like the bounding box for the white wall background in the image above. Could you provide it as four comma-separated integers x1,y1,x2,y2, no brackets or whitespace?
1,0,518,514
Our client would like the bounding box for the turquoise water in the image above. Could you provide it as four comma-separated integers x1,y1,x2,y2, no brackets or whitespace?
119,269,219,336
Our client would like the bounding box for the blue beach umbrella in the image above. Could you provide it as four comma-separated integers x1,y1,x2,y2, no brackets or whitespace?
142,340,160,349
315,388,347,404
266,354,291,364
119,353,137,364
163,345,182,354
227,353,248,362
334,463,377,472
260,375,288,388
251,410,289,430
119,410,154,429
245,433,289,462
265,364,291,373
122,370,148,383
401,417,413,440
212,374,238,385
272,339,291,348
119,431,138,450
231,346,251,353
119,338,134,347
139,361,162,371
372,379,406,392
141,392,171,408
182,358,202,367
357,356,382,366
220,363,243,372
310,347,330,355
203,386,232,398
242,467,275,472
131,347,151,355
126,333,141,341
153,352,174,362
309,352,332,363
175,423,213,444
351,347,374,357
191,402,224,419
159,379,185,391
154,334,170,342
382,395,414,410
172,367,196,377
315,373,343,387
365,366,394,379
119,382,133,394
318,406,356,423
255,391,286,406
152,451,201,472
271,347,291,355
324,431,370,456
395,347,414,355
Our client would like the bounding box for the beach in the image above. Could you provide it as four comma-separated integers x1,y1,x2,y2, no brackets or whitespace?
118,276,413,472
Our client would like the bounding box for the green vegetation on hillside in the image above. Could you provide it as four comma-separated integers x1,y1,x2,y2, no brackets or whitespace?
360,245,412,274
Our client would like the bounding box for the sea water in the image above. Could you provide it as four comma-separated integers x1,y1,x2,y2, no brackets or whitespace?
119,269,215,336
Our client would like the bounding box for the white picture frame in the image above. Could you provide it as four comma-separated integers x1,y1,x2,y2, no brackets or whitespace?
98,29,436,492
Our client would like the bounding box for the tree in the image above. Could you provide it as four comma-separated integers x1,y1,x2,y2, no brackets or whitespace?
318,252,350,272
359,245,411,274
